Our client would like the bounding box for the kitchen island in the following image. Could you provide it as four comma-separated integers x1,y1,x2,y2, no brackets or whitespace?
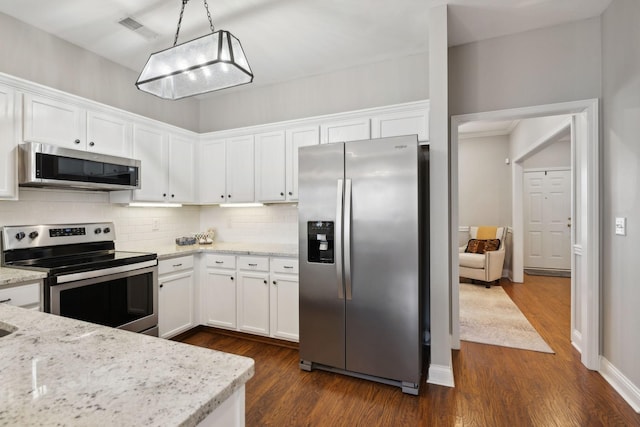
0,304,254,427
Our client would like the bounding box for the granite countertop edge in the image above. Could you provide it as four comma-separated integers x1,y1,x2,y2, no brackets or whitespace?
0,267,48,287
136,243,299,260
0,304,255,426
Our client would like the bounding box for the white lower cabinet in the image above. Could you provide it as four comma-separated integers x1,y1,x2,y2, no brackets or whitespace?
237,271,270,335
203,254,237,329
158,256,195,339
0,281,41,310
201,253,299,342
270,258,299,341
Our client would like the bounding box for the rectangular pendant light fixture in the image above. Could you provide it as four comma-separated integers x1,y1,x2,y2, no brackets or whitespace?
135,0,253,99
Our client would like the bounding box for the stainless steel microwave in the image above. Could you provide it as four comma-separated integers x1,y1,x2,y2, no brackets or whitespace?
19,142,141,191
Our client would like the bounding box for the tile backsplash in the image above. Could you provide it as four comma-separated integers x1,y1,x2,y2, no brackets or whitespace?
0,189,298,248
200,204,298,244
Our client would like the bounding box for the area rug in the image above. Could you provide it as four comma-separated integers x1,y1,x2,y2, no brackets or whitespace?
459,283,554,353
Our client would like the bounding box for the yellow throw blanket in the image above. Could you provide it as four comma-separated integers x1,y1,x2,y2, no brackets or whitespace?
476,226,498,240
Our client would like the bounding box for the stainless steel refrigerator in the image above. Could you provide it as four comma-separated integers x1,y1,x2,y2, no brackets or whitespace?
298,135,429,395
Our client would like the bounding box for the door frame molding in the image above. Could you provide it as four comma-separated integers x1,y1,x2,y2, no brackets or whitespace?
450,99,600,371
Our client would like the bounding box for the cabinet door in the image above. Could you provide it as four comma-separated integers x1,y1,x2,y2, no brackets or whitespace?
255,130,286,202
371,108,429,142
159,271,194,338
320,118,370,144
203,270,237,329
270,275,299,341
168,134,195,203
132,125,168,202
0,85,16,199
225,135,254,203
285,126,319,201
237,272,270,336
23,94,85,149
200,139,227,203
86,111,132,157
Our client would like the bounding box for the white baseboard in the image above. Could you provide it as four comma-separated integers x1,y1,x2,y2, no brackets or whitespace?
427,364,455,387
599,357,640,413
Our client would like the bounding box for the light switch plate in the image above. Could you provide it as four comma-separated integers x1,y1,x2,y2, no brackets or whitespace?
615,217,626,236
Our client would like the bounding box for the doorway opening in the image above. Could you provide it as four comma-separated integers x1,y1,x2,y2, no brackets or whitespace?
450,99,600,370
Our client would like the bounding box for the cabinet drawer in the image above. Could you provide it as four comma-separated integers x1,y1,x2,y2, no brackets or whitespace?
0,282,40,309
158,255,194,275
237,256,269,272
270,258,299,274
206,254,236,269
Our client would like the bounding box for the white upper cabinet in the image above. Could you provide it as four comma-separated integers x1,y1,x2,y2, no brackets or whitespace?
131,125,168,202
23,94,132,156
320,117,370,144
168,133,196,203
225,135,254,203
86,110,133,157
371,107,429,142
285,126,319,201
255,130,286,202
199,139,227,203
0,84,17,199
112,124,195,204
199,135,254,205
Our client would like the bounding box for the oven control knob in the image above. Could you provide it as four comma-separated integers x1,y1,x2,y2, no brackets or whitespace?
103,227,111,234
15,232,25,241
94,228,102,234
28,231,39,239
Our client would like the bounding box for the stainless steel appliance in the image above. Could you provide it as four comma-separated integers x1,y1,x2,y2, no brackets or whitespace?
1,222,158,336
19,142,141,191
298,135,429,395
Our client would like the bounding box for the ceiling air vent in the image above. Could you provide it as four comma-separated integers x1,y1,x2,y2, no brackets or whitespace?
118,17,159,41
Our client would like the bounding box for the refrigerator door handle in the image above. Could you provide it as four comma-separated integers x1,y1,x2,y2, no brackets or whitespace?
336,179,345,300
344,178,352,300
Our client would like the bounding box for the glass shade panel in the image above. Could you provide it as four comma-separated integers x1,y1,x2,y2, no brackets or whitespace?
136,30,253,100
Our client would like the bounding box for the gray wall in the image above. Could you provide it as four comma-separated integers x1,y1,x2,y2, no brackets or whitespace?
449,18,601,116
522,139,571,169
0,12,199,132
601,0,640,390
458,135,512,227
199,52,429,132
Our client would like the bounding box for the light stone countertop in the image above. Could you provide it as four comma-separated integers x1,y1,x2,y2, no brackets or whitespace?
0,267,47,287
118,242,299,260
0,304,254,427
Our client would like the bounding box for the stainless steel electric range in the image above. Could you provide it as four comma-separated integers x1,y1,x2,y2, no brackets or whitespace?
1,222,159,336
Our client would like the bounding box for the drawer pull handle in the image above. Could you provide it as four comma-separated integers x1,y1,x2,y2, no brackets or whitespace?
0,298,11,303
284,266,294,269
173,263,183,267
215,261,224,264
248,263,258,267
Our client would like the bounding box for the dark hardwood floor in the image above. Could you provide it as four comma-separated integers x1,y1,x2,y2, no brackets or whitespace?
179,275,640,426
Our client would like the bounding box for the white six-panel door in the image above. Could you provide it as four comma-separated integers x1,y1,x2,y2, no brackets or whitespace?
524,169,571,270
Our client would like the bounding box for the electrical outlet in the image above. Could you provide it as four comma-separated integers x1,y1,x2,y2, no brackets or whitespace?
615,217,626,236
152,218,160,231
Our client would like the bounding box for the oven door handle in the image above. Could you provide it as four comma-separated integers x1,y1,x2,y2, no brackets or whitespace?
55,259,158,284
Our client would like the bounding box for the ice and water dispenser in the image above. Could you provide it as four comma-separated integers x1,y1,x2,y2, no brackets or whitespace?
307,221,334,263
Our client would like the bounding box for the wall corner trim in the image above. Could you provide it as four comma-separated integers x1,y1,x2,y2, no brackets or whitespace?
599,357,640,413
427,363,455,388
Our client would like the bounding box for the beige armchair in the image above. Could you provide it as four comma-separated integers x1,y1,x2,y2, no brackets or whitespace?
459,226,506,288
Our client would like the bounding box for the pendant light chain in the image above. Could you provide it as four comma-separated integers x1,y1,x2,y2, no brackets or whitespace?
173,0,189,47
173,0,215,46
203,0,215,33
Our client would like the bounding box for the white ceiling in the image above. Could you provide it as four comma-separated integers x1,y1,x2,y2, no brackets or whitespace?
0,0,611,97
